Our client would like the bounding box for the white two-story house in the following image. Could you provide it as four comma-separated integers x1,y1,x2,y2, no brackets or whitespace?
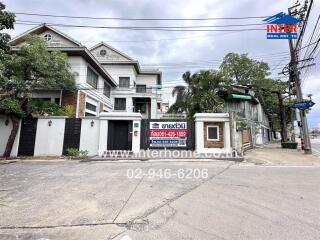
90,42,162,119
9,24,162,119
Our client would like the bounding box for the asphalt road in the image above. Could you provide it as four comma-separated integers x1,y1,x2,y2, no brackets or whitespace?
0,160,320,240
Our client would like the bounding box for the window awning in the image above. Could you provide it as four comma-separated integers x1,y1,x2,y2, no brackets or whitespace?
226,94,252,100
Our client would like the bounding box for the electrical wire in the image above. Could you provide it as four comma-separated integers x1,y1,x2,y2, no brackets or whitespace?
15,21,265,32
14,12,270,21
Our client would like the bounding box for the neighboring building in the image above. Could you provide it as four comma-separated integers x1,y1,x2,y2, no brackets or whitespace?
9,24,162,118
160,101,170,113
218,85,272,145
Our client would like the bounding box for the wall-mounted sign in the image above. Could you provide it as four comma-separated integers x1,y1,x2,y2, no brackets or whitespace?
149,121,188,147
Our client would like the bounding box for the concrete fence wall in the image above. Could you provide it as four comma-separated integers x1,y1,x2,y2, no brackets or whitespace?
34,118,66,157
79,118,100,156
1,112,254,158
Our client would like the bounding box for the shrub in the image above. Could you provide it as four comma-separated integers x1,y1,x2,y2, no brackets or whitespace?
79,150,89,158
66,148,89,159
281,142,298,149
66,148,79,157
28,99,67,116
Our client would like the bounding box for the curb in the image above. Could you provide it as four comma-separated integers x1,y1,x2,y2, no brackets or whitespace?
80,157,244,163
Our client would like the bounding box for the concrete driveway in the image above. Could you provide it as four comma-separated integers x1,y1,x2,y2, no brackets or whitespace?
0,160,320,240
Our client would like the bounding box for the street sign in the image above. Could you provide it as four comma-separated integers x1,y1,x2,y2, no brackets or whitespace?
292,101,315,110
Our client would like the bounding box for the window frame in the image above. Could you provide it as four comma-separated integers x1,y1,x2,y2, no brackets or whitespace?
119,77,130,88
207,125,219,141
114,98,126,111
103,82,111,98
136,84,147,93
100,49,107,56
44,34,52,42
86,66,98,89
85,102,97,112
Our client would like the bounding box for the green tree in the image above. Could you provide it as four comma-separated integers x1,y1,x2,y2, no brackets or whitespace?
0,35,75,157
220,52,289,135
169,70,228,117
0,2,15,52
220,53,270,85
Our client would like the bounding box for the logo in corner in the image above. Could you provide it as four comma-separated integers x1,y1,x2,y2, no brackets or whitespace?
152,123,160,129
263,12,300,39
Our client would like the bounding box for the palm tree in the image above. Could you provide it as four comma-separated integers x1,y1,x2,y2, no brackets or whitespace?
169,70,228,117
167,71,192,115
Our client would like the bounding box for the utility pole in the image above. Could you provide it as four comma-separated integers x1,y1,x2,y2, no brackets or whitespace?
288,1,312,154
277,91,288,142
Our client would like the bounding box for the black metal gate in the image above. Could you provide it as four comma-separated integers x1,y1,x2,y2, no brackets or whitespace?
62,118,82,155
140,119,195,150
18,118,38,156
108,120,132,150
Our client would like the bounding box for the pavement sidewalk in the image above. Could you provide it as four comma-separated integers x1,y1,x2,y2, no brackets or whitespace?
244,142,320,166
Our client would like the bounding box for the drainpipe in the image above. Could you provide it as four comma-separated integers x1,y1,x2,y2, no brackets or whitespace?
76,90,80,118
59,90,62,106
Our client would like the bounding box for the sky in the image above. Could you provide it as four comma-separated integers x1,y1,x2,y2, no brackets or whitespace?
2,0,320,128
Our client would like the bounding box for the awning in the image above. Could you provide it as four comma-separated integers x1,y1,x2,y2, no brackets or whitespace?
226,94,252,100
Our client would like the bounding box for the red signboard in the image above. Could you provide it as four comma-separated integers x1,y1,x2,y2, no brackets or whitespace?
149,129,188,138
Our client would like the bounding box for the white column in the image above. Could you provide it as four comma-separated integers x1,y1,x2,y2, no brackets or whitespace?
224,121,231,153
126,97,133,112
151,98,157,119
195,121,204,153
132,120,141,153
98,119,108,156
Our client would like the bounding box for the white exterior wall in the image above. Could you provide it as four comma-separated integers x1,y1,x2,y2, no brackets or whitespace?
0,115,21,157
151,98,157,119
98,112,142,154
136,74,158,86
34,118,66,156
69,56,113,112
98,118,109,155
194,113,232,154
79,118,100,156
102,65,137,86
132,120,141,152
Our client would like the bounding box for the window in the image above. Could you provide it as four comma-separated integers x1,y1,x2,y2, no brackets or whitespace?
85,112,96,117
157,103,161,110
44,34,52,41
135,103,146,113
86,66,98,89
136,85,146,93
100,49,107,56
207,126,219,141
119,77,130,88
86,102,97,112
114,98,126,110
103,82,111,98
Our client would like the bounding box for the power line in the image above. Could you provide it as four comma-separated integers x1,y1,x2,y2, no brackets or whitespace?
14,12,270,21
15,21,265,32
301,14,320,61
16,19,266,28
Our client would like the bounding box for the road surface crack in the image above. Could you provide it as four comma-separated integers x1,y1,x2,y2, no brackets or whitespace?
112,175,145,223
125,163,235,231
